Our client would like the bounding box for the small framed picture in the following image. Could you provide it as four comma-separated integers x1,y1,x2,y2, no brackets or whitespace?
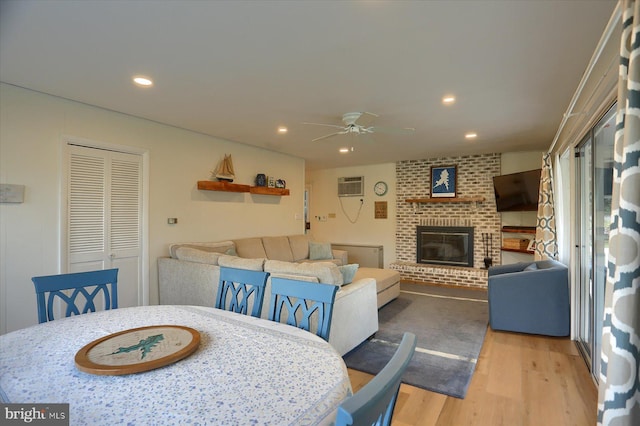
430,165,457,198
527,239,536,252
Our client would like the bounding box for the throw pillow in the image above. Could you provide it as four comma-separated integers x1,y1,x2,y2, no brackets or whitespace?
264,259,343,286
338,264,359,285
524,263,538,271
169,241,235,258
309,241,333,260
175,247,223,265
218,255,265,271
225,247,237,256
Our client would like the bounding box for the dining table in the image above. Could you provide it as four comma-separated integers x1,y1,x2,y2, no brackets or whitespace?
0,305,352,425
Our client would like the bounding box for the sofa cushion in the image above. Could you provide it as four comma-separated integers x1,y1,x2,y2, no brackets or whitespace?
269,273,319,283
309,241,333,260
354,267,400,294
169,241,234,258
338,264,359,284
262,236,294,262
264,260,343,286
174,247,224,265
218,255,265,271
288,235,310,261
233,238,267,259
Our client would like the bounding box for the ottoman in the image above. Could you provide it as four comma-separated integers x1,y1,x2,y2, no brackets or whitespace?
353,267,401,308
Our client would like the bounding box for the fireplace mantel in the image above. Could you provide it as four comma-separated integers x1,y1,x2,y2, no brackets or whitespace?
405,196,485,204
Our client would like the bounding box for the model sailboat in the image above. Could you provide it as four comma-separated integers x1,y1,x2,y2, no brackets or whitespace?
212,154,235,182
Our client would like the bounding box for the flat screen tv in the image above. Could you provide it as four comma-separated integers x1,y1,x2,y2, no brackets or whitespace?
493,169,541,212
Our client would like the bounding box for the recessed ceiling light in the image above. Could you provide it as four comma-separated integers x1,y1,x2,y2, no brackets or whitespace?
339,148,350,153
277,126,288,134
442,95,456,105
133,76,153,87
465,132,477,139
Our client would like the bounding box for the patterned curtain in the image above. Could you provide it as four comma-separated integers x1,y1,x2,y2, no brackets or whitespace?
534,153,558,260
597,0,640,424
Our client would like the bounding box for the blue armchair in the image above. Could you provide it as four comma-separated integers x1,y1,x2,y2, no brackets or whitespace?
488,259,570,336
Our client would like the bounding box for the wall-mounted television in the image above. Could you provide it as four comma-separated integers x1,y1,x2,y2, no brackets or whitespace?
492,169,541,212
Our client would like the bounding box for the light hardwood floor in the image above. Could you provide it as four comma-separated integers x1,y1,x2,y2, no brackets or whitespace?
348,327,598,426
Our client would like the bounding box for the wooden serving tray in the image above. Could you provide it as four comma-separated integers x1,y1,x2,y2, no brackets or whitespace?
75,325,200,375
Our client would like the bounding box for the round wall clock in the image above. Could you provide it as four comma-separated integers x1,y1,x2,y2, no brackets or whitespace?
374,181,388,196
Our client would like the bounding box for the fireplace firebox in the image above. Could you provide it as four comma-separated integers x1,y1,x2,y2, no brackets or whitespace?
416,226,474,267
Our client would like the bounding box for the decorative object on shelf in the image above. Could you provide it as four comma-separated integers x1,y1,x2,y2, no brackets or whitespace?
430,165,457,198
267,176,275,188
212,154,235,182
527,239,536,252
255,173,266,187
502,238,530,250
374,181,388,196
482,232,493,269
275,179,286,188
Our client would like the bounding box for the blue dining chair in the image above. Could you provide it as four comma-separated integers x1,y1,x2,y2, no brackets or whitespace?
335,332,417,426
268,277,338,341
216,267,269,318
32,268,119,323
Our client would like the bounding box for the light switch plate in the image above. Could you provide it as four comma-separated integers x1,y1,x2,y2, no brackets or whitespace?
0,184,25,203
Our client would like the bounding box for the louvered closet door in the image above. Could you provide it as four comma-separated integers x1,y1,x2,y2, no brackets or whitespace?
68,145,142,308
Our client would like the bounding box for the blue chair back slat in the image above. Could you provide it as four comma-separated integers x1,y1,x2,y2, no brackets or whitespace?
32,269,119,323
216,267,269,318
335,332,417,426
268,277,338,341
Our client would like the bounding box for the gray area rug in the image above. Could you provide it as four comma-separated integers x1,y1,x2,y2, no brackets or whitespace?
343,282,488,399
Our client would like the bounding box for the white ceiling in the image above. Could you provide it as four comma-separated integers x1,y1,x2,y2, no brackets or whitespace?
0,0,617,170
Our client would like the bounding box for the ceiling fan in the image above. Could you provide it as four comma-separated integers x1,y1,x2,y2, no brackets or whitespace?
303,112,415,142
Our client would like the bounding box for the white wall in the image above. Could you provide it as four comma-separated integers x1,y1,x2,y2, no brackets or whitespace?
0,83,305,333
306,163,396,267
500,151,544,264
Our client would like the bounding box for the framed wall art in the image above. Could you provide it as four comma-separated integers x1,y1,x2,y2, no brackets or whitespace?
430,165,457,198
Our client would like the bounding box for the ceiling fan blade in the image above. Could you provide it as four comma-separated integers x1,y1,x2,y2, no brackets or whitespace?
312,131,347,142
370,126,416,135
353,111,379,127
302,122,346,130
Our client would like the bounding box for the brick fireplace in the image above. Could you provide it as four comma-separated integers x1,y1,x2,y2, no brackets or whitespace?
390,153,501,288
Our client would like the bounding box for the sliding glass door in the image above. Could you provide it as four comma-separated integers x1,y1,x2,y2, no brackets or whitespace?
575,103,615,381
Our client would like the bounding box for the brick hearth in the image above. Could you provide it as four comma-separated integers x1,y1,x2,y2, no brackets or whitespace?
392,153,501,289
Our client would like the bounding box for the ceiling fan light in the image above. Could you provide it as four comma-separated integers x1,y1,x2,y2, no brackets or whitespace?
339,148,350,153
133,76,153,87
277,126,288,134
442,95,456,105
465,132,477,139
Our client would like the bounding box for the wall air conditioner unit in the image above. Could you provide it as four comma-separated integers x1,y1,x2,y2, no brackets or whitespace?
338,176,364,197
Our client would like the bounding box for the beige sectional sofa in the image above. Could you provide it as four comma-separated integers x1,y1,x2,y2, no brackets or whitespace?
158,234,388,355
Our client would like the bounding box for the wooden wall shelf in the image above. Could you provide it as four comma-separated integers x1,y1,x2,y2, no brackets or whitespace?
405,196,485,204
197,181,289,196
197,181,250,193
501,247,535,254
249,187,290,196
502,226,536,234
